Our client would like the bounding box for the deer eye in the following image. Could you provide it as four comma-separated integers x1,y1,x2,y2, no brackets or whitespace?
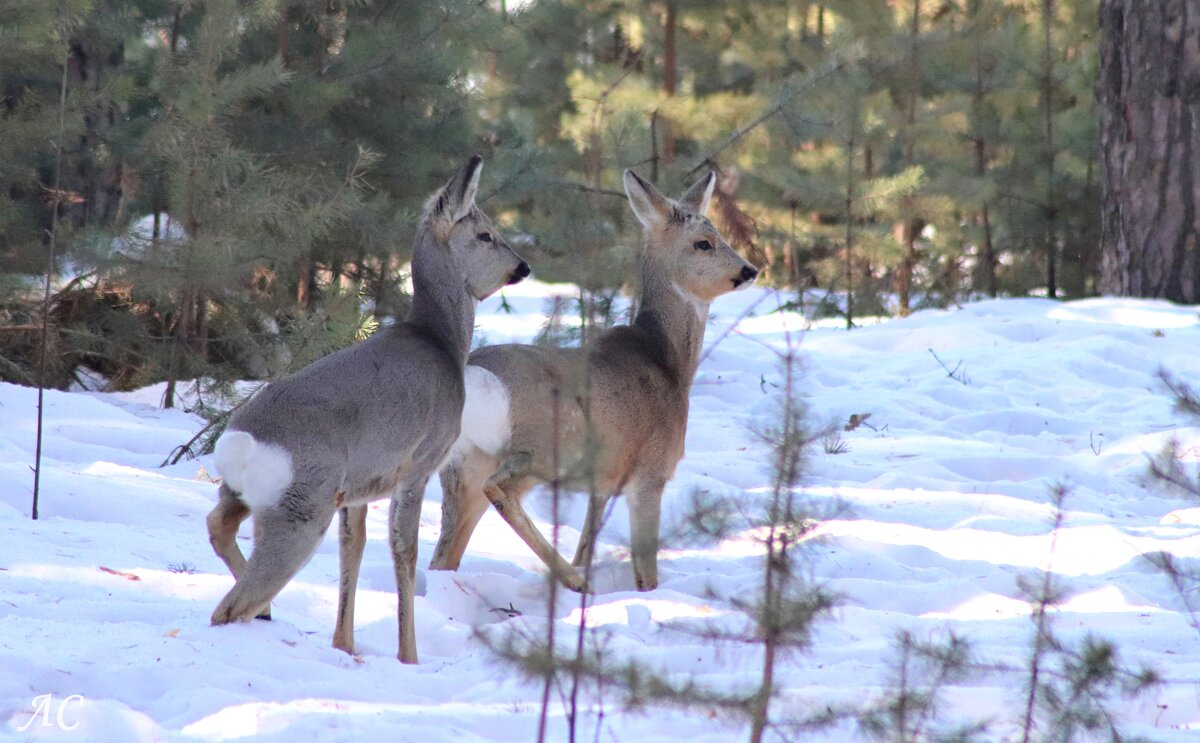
477,232,493,243
694,240,713,251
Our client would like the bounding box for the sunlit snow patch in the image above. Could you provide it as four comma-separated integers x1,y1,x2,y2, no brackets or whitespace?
1046,299,1200,329
563,598,724,628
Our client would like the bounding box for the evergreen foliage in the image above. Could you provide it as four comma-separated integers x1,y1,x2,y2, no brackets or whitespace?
2,1,1113,389
1147,372,1200,642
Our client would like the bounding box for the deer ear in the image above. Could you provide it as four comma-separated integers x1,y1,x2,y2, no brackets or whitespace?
429,155,483,225
623,169,674,229
678,171,716,215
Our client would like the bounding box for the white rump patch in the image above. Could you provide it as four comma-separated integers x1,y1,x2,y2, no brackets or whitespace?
213,431,294,511
449,365,512,462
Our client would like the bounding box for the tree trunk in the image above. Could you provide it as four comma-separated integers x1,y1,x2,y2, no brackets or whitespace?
1041,0,1057,299
297,259,317,309
844,131,856,331
663,0,677,96
970,0,997,298
164,290,192,410
65,39,126,229
1099,1,1200,302
662,0,677,161
896,0,921,316
975,133,997,297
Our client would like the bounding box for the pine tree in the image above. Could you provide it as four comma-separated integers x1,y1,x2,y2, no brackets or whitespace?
4,0,489,392
233,0,488,313
0,0,91,386
987,0,1098,299
0,0,125,270
933,0,1022,298
91,0,369,402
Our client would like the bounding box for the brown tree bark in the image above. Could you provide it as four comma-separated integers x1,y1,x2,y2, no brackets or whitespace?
1099,1,1200,301
1041,0,1057,299
969,0,997,298
662,0,678,162
663,0,677,96
895,0,921,316
65,39,126,229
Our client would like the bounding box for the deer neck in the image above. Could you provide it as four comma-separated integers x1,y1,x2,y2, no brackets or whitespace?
633,257,709,387
406,230,476,367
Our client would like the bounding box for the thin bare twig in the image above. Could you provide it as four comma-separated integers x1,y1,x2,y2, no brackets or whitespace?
557,181,627,200
928,348,969,385
697,291,773,367
536,388,563,743
683,58,851,180
33,43,71,521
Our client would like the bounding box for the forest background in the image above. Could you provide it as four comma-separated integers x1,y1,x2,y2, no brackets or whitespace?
0,0,1178,394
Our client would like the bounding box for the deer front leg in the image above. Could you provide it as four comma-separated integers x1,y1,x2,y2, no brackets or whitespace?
626,476,666,591
333,504,368,655
389,483,425,664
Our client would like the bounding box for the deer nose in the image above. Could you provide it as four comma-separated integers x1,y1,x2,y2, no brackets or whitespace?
506,261,531,285
740,266,759,283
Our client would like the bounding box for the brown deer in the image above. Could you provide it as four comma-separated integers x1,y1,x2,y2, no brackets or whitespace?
206,156,529,663
430,169,757,591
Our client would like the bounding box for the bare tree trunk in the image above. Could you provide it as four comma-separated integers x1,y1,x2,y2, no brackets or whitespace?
845,131,856,330
970,0,997,298
974,134,996,297
650,109,660,183
194,292,208,359
1041,0,1058,298
297,259,318,310
797,0,811,42
663,0,677,96
64,37,126,230
1099,0,1200,301
662,0,678,161
164,290,192,410
896,0,921,316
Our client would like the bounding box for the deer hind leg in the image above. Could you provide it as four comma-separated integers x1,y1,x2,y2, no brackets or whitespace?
430,455,494,571
332,504,368,655
571,490,615,573
207,484,273,620
626,476,666,591
485,474,586,592
207,484,250,576
211,481,337,626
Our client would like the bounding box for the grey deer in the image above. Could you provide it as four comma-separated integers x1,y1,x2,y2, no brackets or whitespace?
207,156,528,663
430,169,757,592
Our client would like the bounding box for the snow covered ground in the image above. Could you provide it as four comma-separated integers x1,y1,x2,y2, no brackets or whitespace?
4,280,1200,741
